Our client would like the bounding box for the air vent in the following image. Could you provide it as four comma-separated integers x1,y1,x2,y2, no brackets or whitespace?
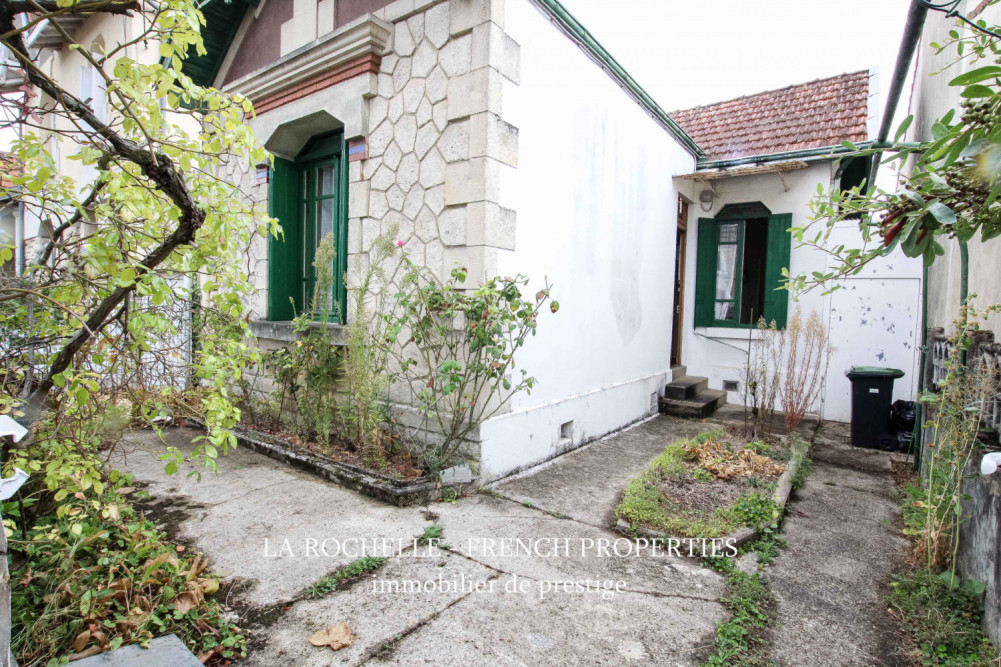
723,380,739,392
559,421,573,443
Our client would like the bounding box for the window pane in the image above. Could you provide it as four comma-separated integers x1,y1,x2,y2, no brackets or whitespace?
318,165,336,196
317,198,334,244
714,241,739,302
715,302,735,321
718,222,740,244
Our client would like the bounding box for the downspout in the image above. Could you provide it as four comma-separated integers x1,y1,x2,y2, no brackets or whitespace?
868,0,929,189
913,261,928,471
869,0,928,466
959,239,969,366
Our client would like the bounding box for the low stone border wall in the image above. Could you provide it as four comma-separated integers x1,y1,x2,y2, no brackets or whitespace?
614,447,805,552
187,419,441,507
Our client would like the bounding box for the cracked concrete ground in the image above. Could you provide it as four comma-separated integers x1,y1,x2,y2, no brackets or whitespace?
766,421,910,667
488,414,713,527
114,422,727,666
114,415,910,665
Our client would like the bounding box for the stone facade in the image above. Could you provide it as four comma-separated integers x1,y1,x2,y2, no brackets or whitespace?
349,0,520,293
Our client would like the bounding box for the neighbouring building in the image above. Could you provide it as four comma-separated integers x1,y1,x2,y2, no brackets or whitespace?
905,0,1001,644
0,153,21,278
671,72,923,424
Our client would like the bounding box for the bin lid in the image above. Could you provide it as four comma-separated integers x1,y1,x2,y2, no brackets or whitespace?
845,366,905,379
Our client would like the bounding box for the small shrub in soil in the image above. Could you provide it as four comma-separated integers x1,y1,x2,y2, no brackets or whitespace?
616,431,787,538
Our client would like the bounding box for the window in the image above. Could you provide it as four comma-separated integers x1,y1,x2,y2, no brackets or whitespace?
837,156,871,220
694,203,791,329
267,131,348,322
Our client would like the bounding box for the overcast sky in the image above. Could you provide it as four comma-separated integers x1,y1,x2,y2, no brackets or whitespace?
1,1,915,151
560,0,913,115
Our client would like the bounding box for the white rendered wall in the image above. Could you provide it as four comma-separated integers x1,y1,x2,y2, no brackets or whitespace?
476,0,696,480
676,163,923,424
910,2,1001,334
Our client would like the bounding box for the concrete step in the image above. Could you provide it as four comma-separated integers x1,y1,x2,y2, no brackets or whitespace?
659,389,728,419
665,375,708,400
670,365,687,382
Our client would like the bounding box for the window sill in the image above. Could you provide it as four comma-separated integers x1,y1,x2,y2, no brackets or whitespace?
696,326,766,341
250,319,348,346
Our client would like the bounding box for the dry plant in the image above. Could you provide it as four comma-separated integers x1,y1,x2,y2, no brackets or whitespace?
917,303,1001,572
778,306,833,433
740,318,782,438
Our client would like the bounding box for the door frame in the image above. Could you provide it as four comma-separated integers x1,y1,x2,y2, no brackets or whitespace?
672,197,689,366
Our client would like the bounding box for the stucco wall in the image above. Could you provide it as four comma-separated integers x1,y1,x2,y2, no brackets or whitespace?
474,0,696,479
676,163,923,423
911,1,1001,334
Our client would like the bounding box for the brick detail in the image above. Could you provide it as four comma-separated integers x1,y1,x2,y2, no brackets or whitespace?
254,53,382,115
347,137,367,162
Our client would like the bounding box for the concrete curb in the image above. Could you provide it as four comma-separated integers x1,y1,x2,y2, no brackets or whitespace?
186,420,440,507
615,443,807,551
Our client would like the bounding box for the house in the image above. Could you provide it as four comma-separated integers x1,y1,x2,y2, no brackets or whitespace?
201,0,699,481
4,0,924,483
0,153,22,278
671,72,923,425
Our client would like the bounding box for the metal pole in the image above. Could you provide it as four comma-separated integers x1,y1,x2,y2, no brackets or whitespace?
868,0,929,189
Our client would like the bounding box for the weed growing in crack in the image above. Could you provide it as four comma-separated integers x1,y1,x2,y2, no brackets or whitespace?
416,524,446,548
700,555,774,667
297,557,386,601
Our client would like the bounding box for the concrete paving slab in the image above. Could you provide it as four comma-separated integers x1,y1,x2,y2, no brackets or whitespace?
244,549,497,665
811,420,908,473
73,634,201,667
490,415,711,527
433,494,726,600
111,428,428,605
371,575,724,666
766,461,909,666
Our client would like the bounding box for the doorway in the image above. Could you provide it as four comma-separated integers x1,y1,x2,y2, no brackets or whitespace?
671,197,688,366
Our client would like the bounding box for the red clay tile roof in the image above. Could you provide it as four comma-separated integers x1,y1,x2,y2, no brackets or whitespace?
672,70,871,161
0,152,18,191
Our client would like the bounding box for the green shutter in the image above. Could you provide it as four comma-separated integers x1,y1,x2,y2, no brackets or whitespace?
268,158,302,321
694,218,717,327
764,213,792,329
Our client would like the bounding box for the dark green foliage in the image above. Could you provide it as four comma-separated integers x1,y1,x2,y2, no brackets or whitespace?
888,570,998,666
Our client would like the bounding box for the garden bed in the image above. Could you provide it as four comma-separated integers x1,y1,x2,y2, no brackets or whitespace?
615,430,808,549
187,418,442,507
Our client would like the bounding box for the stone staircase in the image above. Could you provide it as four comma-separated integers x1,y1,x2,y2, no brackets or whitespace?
659,365,728,419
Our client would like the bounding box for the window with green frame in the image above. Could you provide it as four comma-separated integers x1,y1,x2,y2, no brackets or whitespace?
694,204,791,329
267,131,349,322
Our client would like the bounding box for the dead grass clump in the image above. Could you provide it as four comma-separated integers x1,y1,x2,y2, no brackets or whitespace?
682,438,787,480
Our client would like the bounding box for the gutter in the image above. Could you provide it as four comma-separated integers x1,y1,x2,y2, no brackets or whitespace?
696,142,875,171
695,140,923,172
528,0,704,158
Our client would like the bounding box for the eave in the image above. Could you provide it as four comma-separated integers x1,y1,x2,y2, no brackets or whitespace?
676,160,810,182
695,142,874,171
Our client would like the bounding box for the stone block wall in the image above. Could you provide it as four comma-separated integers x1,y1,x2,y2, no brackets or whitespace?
350,0,520,290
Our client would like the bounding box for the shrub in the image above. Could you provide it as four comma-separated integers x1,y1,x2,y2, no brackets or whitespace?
778,307,833,433
393,261,557,471
7,416,243,665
